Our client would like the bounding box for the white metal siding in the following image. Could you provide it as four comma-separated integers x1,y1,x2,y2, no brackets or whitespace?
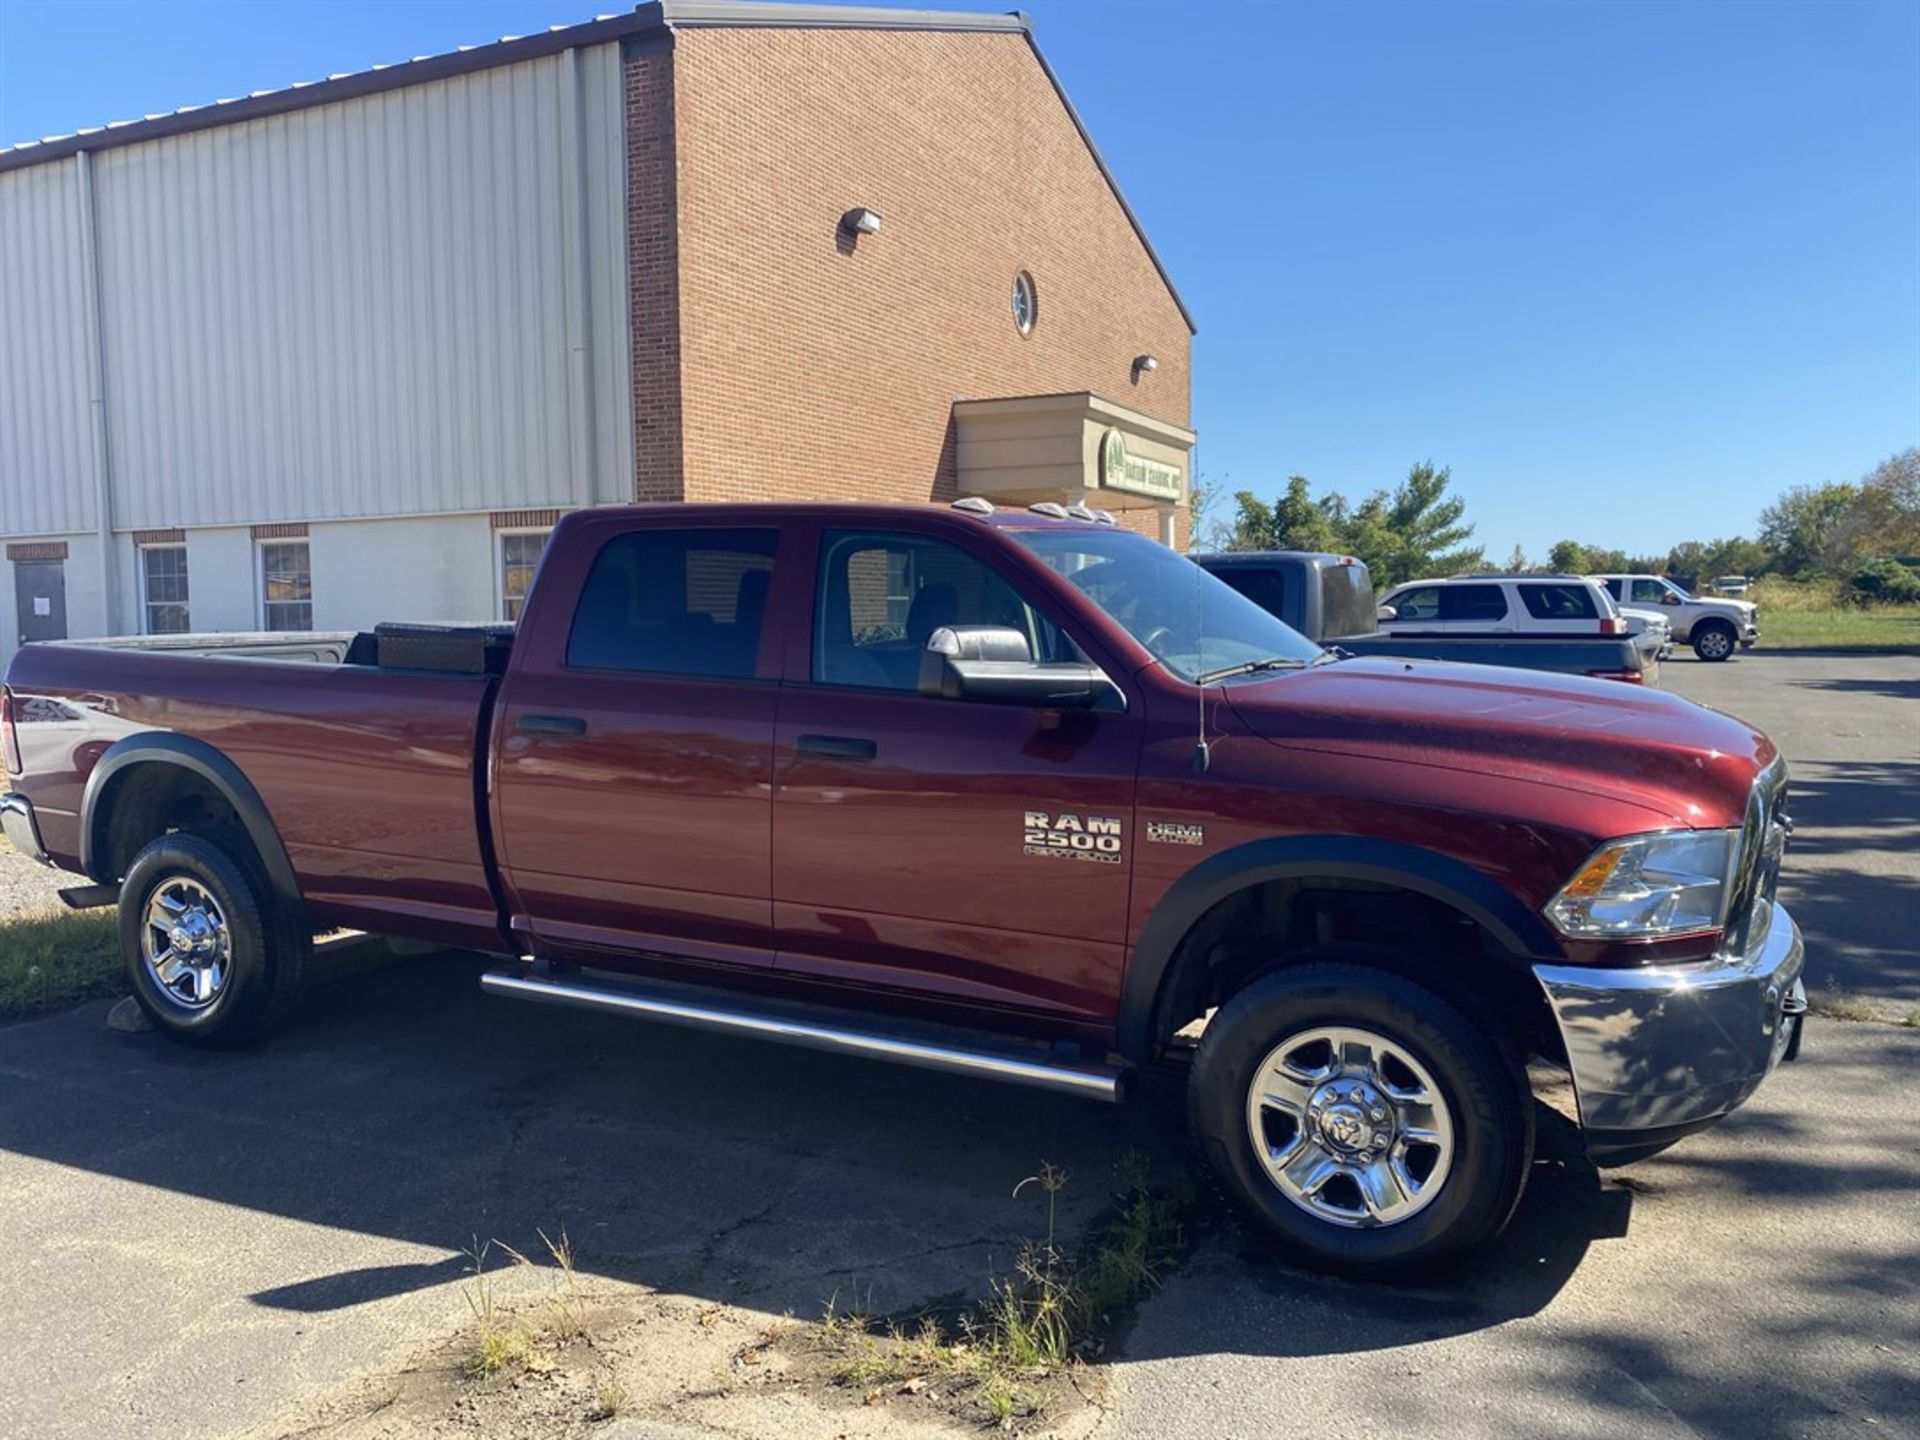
0,160,96,536
84,41,631,531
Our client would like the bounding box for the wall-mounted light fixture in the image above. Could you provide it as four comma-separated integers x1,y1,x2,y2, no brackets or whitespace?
1132,353,1159,378
841,207,883,237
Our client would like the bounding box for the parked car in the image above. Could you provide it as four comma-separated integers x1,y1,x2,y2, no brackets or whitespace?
1712,576,1751,596
1591,575,1759,662
2,502,1804,1278
1195,553,1650,683
1377,574,1656,664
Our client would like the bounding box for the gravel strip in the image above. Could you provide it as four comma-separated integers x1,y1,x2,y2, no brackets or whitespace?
0,840,74,921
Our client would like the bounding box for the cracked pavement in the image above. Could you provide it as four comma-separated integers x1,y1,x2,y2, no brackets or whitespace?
0,651,1915,1440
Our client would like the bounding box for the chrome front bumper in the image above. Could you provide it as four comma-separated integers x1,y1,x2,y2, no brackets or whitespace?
1535,902,1805,1166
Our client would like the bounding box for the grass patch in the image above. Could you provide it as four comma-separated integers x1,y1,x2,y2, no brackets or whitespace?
0,910,121,1019
1759,607,1920,651
1902,1010,1919,1030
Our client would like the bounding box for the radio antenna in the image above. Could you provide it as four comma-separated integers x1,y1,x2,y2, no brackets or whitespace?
1192,542,1210,774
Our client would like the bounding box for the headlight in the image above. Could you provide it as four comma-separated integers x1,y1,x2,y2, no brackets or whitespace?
1545,829,1737,938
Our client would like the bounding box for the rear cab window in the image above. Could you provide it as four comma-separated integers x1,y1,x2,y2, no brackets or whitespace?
567,528,778,678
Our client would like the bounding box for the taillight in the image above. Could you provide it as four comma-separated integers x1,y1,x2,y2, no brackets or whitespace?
1586,669,1644,684
1599,616,1624,635
2,688,19,775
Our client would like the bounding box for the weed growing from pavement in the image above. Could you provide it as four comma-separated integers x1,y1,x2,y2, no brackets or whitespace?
1904,1009,1920,1029
806,1157,1189,1428
1811,991,1879,1022
459,1228,593,1383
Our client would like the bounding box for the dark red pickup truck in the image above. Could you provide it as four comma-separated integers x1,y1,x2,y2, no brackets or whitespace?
2,502,1804,1275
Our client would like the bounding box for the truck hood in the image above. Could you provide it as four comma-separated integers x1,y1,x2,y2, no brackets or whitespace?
1693,597,1756,618
1223,657,1773,828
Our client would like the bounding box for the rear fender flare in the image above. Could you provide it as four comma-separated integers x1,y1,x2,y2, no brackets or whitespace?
1117,835,1564,1062
81,733,307,923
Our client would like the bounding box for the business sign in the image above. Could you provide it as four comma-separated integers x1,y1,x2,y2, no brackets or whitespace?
1098,427,1184,502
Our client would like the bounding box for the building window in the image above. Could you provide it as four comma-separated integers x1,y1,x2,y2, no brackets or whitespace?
498,530,550,622
140,545,190,634
1012,270,1036,335
259,541,312,631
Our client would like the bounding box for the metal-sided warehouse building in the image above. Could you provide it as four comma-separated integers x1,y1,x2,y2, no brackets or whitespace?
0,0,1195,660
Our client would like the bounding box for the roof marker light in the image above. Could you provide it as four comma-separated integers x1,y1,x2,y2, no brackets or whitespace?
951,497,995,516
1029,502,1069,519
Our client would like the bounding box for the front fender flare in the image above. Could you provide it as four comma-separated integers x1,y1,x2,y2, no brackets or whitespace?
81,733,306,919
1117,835,1565,1062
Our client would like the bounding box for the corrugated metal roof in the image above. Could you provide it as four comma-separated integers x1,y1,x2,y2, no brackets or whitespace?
0,0,1193,330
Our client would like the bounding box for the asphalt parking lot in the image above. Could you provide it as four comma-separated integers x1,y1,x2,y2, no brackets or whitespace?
0,650,1915,1440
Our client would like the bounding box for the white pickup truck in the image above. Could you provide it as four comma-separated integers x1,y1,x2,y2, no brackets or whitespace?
1592,575,1759,662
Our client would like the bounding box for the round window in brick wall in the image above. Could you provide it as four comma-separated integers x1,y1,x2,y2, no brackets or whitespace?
1012,271,1037,336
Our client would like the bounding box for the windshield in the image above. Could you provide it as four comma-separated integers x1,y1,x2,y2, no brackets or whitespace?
1007,528,1325,682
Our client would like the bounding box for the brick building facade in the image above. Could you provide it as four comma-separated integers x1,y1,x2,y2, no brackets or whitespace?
0,2,1193,657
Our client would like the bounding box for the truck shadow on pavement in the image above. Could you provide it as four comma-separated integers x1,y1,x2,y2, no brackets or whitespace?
5,954,1622,1350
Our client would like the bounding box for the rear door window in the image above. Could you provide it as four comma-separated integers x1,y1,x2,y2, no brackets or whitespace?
1518,583,1599,620
1437,584,1508,622
567,528,778,678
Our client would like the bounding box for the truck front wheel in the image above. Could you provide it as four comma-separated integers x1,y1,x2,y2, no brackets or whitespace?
118,832,309,1045
1692,621,1737,661
1189,960,1532,1278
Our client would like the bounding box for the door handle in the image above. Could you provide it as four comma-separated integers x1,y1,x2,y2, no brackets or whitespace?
517,713,587,737
796,734,877,762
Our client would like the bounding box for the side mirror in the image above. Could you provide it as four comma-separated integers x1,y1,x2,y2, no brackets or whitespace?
1662,593,1682,605
918,625,1118,709
1375,604,1398,622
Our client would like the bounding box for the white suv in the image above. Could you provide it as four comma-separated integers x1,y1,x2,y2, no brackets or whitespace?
1377,574,1647,649
1591,575,1759,662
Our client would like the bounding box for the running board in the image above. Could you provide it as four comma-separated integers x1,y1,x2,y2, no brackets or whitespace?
480,965,1125,1103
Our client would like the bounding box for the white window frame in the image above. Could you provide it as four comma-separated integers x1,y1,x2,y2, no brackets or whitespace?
138,543,190,636
256,539,314,632
496,528,552,622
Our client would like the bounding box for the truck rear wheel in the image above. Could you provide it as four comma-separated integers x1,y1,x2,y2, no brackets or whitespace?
118,832,309,1045
1188,960,1532,1278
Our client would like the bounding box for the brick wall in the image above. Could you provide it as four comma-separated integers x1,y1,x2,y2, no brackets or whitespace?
625,34,685,502
660,27,1193,514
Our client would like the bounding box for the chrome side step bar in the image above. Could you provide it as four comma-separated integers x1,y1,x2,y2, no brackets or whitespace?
480,965,1125,1103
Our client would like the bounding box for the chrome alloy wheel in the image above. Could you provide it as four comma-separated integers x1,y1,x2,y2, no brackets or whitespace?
142,876,232,1009
1245,1025,1455,1228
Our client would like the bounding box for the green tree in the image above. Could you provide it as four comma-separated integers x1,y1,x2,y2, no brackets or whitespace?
1228,476,1340,553
1758,482,1865,577
1548,540,1589,574
1504,543,1531,572
1372,462,1483,584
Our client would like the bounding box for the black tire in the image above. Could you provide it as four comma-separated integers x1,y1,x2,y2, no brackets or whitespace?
1691,621,1737,662
119,832,310,1045
1188,958,1532,1279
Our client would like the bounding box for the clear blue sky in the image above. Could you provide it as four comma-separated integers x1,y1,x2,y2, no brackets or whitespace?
4,0,1916,560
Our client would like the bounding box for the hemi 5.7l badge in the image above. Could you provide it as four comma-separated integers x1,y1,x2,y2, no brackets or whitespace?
1146,820,1205,847
1023,811,1123,864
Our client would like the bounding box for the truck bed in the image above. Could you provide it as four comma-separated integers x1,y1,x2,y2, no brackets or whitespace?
1330,630,1647,679
4,630,505,948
